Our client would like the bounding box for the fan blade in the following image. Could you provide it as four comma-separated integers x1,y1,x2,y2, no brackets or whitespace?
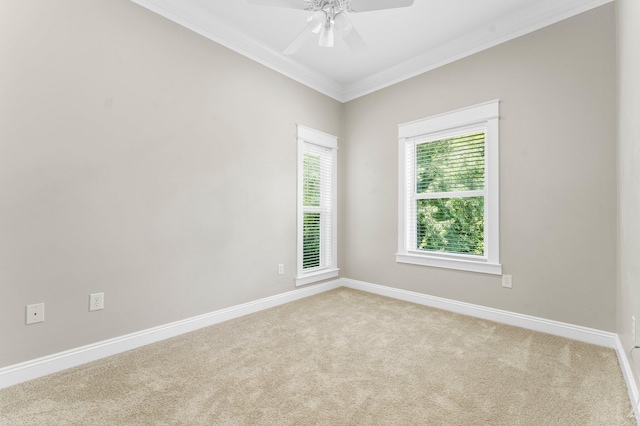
246,0,310,10
340,25,368,52
349,0,414,13
283,24,313,55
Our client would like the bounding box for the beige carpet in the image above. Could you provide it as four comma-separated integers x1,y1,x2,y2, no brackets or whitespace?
0,288,633,425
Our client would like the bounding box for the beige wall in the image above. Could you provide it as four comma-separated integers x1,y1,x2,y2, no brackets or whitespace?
0,0,342,367
617,0,640,381
342,4,617,330
0,0,620,369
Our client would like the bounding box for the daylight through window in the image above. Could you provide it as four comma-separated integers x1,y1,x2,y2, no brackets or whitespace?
296,125,338,286
397,100,501,275
412,130,486,255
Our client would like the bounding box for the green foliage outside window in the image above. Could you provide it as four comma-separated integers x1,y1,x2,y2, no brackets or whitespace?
303,212,321,269
303,153,321,269
303,153,321,207
415,132,485,256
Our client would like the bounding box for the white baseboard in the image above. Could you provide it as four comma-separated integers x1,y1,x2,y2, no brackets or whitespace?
615,335,640,424
0,276,629,405
0,279,341,390
344,278,640,422
341,278,617,348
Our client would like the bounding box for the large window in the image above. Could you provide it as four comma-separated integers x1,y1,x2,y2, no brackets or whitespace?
296,125,338,286
397,100,501,275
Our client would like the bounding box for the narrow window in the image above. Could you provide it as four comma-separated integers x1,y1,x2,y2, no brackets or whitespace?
296,125,338,286
397,100,501,275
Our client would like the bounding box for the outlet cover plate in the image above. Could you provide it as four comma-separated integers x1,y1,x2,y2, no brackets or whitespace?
26,303,44,324
89,293,104,311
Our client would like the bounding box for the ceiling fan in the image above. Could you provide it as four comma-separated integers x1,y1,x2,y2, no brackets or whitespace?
247,0,415,55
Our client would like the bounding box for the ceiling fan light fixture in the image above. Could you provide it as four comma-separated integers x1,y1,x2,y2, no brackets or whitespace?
318,22,335,47
308,10,326,34
333,13,352,35
250,0,415,55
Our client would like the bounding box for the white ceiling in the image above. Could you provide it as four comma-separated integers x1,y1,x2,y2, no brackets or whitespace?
131,0,612,102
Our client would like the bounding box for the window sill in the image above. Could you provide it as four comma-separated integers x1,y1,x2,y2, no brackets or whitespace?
396,253,502,275
295,268,339,287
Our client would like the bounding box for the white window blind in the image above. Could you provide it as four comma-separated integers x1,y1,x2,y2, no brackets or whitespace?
296,125,338,286
302,142,333,270
406,129,486,256
397,100,501,275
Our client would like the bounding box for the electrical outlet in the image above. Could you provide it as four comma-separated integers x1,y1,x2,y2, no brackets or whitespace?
501,274,513,289
278,264,284,275
633,316,636,343
89,293,104,311
26,303,44,325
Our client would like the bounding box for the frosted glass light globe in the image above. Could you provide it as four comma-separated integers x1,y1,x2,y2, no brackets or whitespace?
308,11,326,34
333,13,352,35
319,23,335,47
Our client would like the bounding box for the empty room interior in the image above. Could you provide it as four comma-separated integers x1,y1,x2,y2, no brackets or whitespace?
1,0,639,424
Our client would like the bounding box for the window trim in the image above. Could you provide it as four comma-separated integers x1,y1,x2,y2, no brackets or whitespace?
396,100,501,275
296,125,339,286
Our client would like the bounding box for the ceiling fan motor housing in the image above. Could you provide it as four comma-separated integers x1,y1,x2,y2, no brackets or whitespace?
251,0,415,54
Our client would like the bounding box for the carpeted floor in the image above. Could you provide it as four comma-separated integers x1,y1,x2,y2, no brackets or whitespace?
0,288,634,425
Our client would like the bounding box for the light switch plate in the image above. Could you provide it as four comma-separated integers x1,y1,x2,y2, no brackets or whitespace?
502,274,513,289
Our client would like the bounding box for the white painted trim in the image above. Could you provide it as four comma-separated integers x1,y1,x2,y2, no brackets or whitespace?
485,116,500,265
396,253,502,275
347,277,639,415
615,336,640,424
341,0,615,102
2,274,630,414
297,125,338,149
415,190,485,200
397,101,500,274
397,138,408,259
398,100,499,139
296,126,339,284
0,280,341,390
341,278,616,348
295,268,339,286
129,0,344,101
130,0,613,103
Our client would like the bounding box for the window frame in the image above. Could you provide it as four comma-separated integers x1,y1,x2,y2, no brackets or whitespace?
296,125,339,286
396,100,501,275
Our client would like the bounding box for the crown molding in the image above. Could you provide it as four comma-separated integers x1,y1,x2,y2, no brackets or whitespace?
131,0,613,104
130,0,346,101
341,0,614,101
